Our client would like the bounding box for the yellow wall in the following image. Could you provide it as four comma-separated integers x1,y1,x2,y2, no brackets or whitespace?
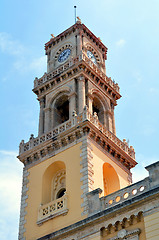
23,140,132,239
92,143,130,196
144,211,159,240
24,142,84,240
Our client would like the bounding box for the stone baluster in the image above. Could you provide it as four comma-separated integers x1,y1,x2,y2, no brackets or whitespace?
29,134,34,149
83,105,88,121
123,139,129,153
19,140,24,154
38,98,45,136
78,75,86,114
43,72,47,83
72,110,77,126
34,77,38,88
129,146,135,159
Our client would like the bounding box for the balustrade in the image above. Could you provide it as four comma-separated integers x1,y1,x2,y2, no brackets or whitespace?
33,53,120,93
100,178,149,211
37,194,68,224
19,109,135,160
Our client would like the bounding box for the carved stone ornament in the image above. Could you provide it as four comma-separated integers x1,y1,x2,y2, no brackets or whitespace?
52,169,66,200
117,229,127,238
108,228,140,240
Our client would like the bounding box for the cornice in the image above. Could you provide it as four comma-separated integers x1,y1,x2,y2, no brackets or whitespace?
33,53,121,104
18,111,136,170
45,23,107,54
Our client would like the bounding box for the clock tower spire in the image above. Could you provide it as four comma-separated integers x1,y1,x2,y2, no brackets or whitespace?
18,21,136,240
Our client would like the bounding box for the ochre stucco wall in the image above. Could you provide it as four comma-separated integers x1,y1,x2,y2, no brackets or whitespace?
92,142,130,196
24,142,84,240
144,211,159,240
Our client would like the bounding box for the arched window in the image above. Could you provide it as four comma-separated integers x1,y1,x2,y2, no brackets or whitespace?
42,161,66,204
92,96,104,125
53,94,69,127
103,163,120,195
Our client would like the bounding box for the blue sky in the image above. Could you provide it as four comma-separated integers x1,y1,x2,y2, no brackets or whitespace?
0,0,159,239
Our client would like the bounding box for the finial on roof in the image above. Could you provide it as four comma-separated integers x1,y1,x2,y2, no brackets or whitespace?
98,37,102,42
51,34,55,38
74,6,77,23
77,16,81,23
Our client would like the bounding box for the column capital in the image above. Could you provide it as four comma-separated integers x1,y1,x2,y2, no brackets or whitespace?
87,92,93,100
39,97,45,108
44,107,51,113
68,91,76,99
78,75,85,81
106,109,113,116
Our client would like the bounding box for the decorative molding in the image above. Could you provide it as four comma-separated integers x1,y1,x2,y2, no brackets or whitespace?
52,169,66,200
108,228,141,240
54,43,73,60
18,109,136,172
33,52,120,101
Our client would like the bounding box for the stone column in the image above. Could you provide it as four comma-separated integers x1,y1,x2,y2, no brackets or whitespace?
111,104,116,134
87,92,93,115
106,110,113,132
78,75,86,114
44,107,51,133
38,98,45,136
69,92,76,119
69,79,76,119
76,29,82,55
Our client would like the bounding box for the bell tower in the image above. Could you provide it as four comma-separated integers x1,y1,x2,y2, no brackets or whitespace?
18,19,137,240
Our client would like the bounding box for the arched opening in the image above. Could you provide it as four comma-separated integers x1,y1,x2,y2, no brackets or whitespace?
42,161,66,204
103,163,120,196
54,94,69,127
92,96,104,125
56,188,66,199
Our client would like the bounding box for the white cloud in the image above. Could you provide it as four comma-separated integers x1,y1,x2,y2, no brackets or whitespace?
0,32,46,76
30,56,47,72
14,55,47,75
0,150,23,240
116,39,126,47
0,32,25,56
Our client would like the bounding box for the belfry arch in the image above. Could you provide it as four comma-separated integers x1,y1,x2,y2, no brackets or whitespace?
103,163,120,195
53,94,69,127
92,96,105,125
50,92,70,128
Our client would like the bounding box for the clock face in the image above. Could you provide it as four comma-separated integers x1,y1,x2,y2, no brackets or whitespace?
58,48,71,63
87,50,97,64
